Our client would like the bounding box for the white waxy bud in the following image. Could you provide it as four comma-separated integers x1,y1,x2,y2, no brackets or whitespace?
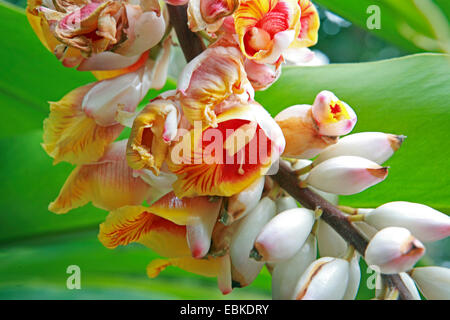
186,206,220,259
399,272,421,300
363,201,450,242
305,156,388,195
292,257,350,300
410,266,450,300
311,91,357,136
318,219,348,258
223,177,265,225
275,196,298,213
217,255,232,295
365,227,425,274
314,132,405,165
271,235,317,300
343,255,361,300
230,197,276,288
253,208,315,262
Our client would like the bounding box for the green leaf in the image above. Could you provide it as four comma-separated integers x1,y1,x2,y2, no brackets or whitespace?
315,0,449,53
257,53,450,213
0,229,271,299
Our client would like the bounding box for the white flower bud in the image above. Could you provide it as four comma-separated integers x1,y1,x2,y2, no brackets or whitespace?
318,219,348,258
365,227,425,274
410,266,450,300
253,208,315,262
363,201,450,242
311,91,357,136
292,257,350,300
230,197,276,288
271,235,317,300
314,132,405,165
343,255,361,300
186,206,220,259
223,177,265,225
217,255,232,295
275,196,298,213
306,156,388,195
399,272,421,300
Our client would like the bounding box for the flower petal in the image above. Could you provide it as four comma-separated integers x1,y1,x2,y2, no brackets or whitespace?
147,256,222,278
49,140,153,214
126,99,180,174
98,205,190,257
42,83,124,165
178,46,253,127
167,104,279,197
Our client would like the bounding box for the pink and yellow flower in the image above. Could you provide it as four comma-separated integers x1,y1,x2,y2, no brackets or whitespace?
167,102,285,198
26,0,165,70
233,0,301,64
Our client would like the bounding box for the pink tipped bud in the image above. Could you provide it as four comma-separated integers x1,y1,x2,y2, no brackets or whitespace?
312,91,357,136
217,255,233,295
272,235,317,300
186,207,220,259
306,156,388,195
230,197,276,288
292,257,350,300
364,201,450,243
365,227,425,274
410,266,450,300
314,132,406,165
253,208,315,262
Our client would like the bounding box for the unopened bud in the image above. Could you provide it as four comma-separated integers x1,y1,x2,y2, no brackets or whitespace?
292,257,350,300
230,197,276,288
186,206,221,259
343,255,361,300
410,266,450,300
317,219,347,258
314,132,405,165
399,272,421,300
306,156,388,195
364,201,450,242
223,177,265,225
311,91,357,136
272,235,317,300
275,196,298,213
253,208,315,262
365,227,425,274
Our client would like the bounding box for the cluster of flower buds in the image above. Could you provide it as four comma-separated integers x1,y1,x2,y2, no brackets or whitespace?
27,0,449,300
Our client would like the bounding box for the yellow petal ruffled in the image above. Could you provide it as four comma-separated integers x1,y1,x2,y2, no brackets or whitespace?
126,99,179,175
42,83,123,165
98,205,190,257
49,141,152,214
291,0,320,48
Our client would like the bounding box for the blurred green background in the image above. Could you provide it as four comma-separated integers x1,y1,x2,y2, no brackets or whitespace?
0,0,449,299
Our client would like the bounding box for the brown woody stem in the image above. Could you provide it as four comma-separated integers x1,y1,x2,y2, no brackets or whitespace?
166,3,414,301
